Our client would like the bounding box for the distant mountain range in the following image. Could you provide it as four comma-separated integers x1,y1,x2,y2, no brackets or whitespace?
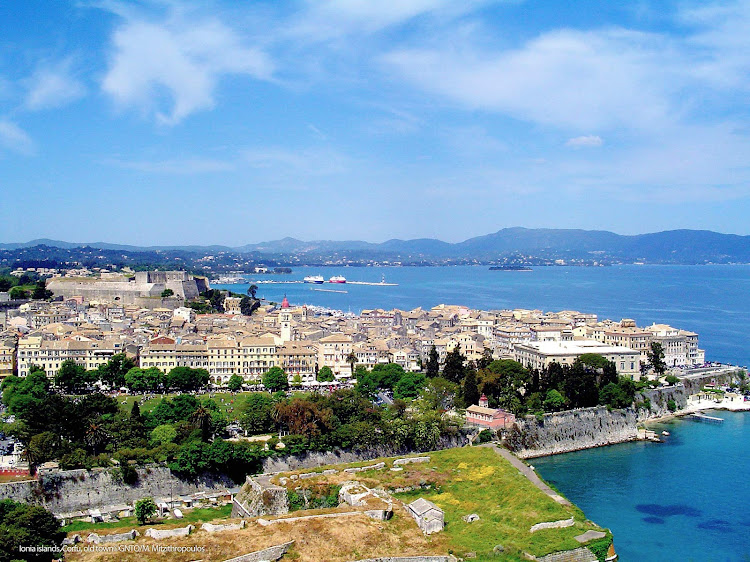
2,228,750,263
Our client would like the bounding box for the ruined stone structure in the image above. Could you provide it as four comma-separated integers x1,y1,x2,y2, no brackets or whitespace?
231,476,289,518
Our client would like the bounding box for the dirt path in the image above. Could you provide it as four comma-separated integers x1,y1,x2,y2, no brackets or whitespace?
483,444,572,507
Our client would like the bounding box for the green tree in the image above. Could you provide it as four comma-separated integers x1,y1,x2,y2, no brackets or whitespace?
125,367,164,393
238,393,275,435
160,288,174,298
165,367,209,392
54,359,91,394
135,497,157,525
345,351,358,376
248,284,258,299
648,342,667,376
190,405,215,442
262,366,289,393
26,432,59,469
442,345,465,383
150,424,177,446
227,374,244,392
370,363,405,389
543,389,566,412
9,286,28,300
425,345,440,378
84,422,109,456
393,372,426,400
316,366,334,383
462,369,480,407
419,377,459,412
97,353,136,389
32,282,53,300
0,499,65,562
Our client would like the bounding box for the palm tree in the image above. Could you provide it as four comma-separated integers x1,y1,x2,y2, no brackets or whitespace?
345,351,358,377
85,423,109,456
190,406,214,442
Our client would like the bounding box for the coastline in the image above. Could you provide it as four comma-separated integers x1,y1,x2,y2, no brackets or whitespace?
514,392,750,460
644,394,750,425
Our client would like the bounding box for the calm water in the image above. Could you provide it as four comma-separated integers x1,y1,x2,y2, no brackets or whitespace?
533,412,750,562
219,264,750,366
220,264,750,560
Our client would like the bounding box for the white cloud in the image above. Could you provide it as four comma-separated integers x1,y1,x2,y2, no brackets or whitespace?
102,11,273,124
25,59,85,110
0,120,35,155
242,147,350,176
566,135,603,148
106,157,234,174
291,0,491,40
382,28,684,131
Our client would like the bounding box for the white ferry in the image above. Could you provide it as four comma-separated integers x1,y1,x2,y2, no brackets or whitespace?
328,275,347,283
303,275,325,284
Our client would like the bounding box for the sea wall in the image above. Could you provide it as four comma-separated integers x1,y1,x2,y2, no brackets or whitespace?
0,466,233,515
510,373,745,458
509,406,639,459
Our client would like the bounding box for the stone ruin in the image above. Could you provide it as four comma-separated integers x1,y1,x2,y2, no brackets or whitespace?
232,476,289,518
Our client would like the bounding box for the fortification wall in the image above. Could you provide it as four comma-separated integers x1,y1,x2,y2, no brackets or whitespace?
510,406,639,459
260,433,468,474
46,272,206,304
0,466,233,515
510,372,745,458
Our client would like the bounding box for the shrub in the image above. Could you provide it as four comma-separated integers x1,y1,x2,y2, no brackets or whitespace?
135,497,157,525
667,399,677,412
477,429,494,443
587,537,612,562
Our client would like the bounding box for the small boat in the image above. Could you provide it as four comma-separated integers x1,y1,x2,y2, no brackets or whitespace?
303,275,324,284
328,275,347,283
662,431,670,436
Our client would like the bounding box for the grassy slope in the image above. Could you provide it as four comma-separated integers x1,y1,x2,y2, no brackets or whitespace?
62,446,608,562
274,446,608,561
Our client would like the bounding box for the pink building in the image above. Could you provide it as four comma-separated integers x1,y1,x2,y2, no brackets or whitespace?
465,394,516,429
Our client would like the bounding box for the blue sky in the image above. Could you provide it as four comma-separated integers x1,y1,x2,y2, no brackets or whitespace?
1,0,750,245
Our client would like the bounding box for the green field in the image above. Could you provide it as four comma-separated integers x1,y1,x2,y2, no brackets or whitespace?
274,445,611,561
61,504,232,533
118,393,246,420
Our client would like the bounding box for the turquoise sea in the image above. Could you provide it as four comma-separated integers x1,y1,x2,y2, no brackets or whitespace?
533,412,750,562
218,264,750,560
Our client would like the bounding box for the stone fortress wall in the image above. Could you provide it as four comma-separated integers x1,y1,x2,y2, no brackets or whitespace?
46,271,209,305
511,369,744,458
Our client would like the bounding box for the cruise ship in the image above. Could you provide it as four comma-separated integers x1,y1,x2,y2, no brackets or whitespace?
303,275,324,284
328,275,347,283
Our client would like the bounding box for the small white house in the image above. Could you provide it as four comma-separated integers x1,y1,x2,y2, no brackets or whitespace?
406,498,444,535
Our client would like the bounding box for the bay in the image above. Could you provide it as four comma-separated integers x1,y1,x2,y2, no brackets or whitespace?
532,412,750,562
218,264,750,367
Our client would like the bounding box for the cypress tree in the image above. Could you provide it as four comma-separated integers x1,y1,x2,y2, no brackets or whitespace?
463,369,480,407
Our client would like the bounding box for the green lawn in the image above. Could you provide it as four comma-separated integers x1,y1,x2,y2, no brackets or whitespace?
118,392,247,420
387,447,609,560
62,504,232,533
